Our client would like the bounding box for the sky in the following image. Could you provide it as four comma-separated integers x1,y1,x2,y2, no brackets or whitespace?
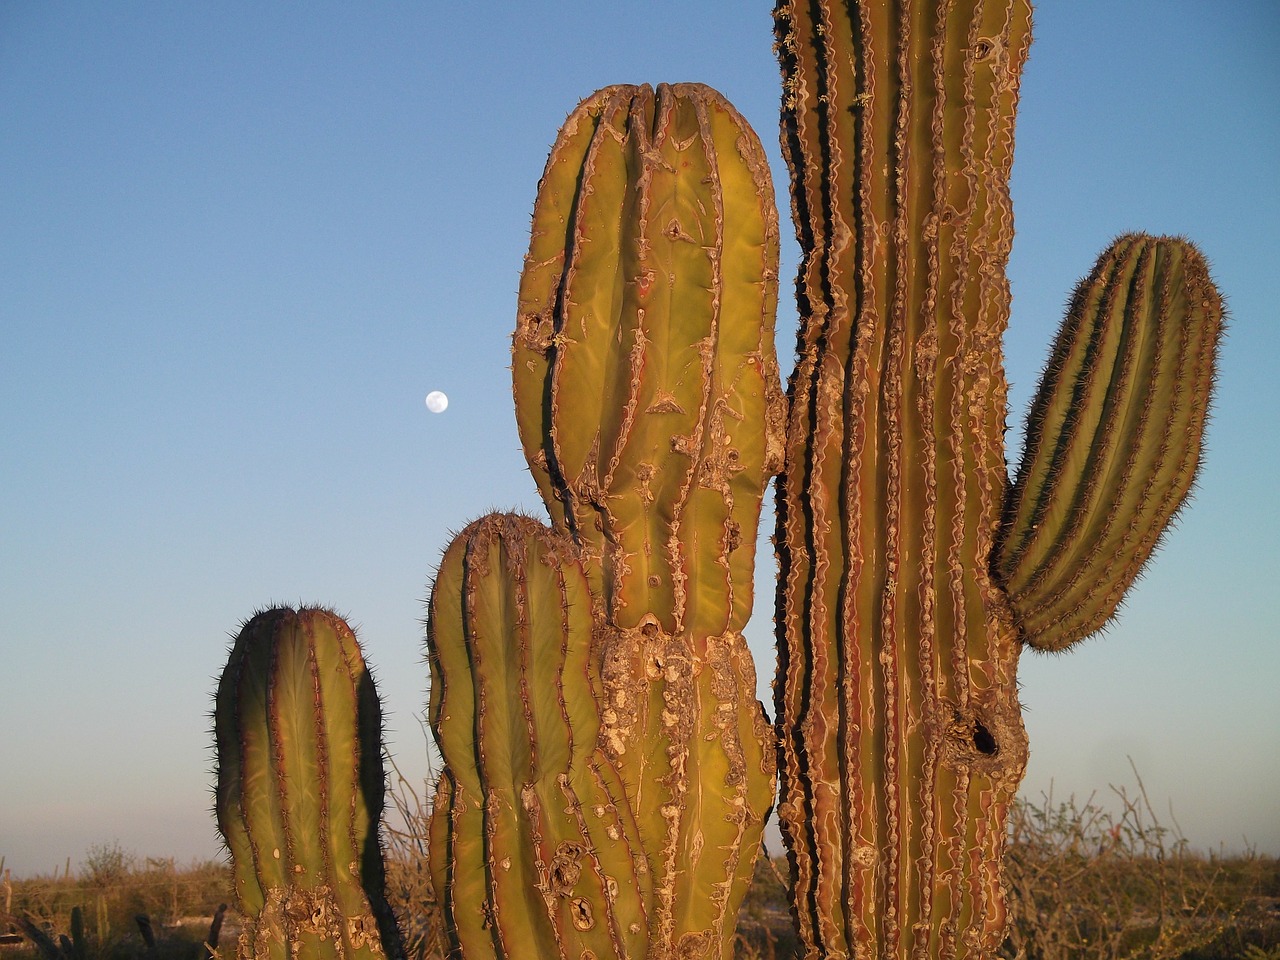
2,2,1277,879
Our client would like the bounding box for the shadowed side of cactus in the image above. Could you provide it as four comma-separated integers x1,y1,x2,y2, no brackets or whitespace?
425,514,650,960
772,2,1224,957
512,83,784,958
214,606,402,960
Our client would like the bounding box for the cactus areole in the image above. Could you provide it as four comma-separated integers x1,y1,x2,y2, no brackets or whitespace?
772,1,1222,957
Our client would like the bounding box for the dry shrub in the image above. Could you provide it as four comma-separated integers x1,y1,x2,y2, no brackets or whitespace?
1000,764,1243,960
382,751,446,960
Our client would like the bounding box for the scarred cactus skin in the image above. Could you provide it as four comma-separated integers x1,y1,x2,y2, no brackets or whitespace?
214,606,402,960
426,514,651,960
772,2,1223,958
511,82,784,959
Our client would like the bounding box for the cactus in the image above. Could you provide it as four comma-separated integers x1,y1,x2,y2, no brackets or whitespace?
512,82,784,958
423,81,785,960
214,606,402,960
771,2,1224,958
426,514,651,959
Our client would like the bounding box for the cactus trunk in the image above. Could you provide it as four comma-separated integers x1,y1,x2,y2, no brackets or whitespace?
772,1,1224,956
774,0,1033,955
214,607,401,960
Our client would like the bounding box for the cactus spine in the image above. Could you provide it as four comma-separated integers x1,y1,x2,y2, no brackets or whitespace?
772,2,1223,958
214,607,401,960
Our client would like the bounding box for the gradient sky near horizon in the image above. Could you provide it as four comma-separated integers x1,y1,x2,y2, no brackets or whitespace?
2,2,1277,879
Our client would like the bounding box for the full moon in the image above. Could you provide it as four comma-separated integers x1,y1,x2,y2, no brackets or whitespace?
425,390,449,414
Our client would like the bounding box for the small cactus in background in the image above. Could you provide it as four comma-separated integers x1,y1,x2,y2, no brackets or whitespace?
214,607,402,960
772,1,1224,957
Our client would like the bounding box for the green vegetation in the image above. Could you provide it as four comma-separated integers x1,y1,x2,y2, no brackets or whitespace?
213,608,403,960
1,849,228,960
426,83,784,959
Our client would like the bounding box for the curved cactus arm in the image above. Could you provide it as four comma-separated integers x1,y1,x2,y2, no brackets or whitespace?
214,607,402,960
513,82,783,959
425,514,651,960
995,234,1225,650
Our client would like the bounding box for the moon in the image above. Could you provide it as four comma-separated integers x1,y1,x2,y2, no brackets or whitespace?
425,390,449,414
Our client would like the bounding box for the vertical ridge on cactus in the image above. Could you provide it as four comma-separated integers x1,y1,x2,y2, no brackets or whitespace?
214,606,400,960
996,234,1224,650
510,82,783,959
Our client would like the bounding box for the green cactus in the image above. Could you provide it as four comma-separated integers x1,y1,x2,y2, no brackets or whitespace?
214,606,402,960
426,514,651,959
771,2,1224,958
997,234,1224,651
423,81,784,960
512,82,783,959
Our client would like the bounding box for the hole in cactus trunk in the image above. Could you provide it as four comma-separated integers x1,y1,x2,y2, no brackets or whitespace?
973,720,998,756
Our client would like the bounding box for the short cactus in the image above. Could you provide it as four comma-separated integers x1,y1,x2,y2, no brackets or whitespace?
771,1,1224,957
424,81,784,960
214,607,402,960
426,514,651,959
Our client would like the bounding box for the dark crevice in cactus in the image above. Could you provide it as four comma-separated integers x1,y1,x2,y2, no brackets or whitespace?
972,719,997,757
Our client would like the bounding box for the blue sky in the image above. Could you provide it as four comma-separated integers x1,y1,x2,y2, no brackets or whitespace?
2,2,1277,878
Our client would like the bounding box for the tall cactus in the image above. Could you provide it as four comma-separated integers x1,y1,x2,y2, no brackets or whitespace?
214,606,402,960
513,82,784,959
427,82,785,960
771,2,1224,958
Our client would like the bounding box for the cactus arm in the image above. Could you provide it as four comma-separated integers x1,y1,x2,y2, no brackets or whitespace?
214,608,400,960
996,234,1224,650
773,0,1033,956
